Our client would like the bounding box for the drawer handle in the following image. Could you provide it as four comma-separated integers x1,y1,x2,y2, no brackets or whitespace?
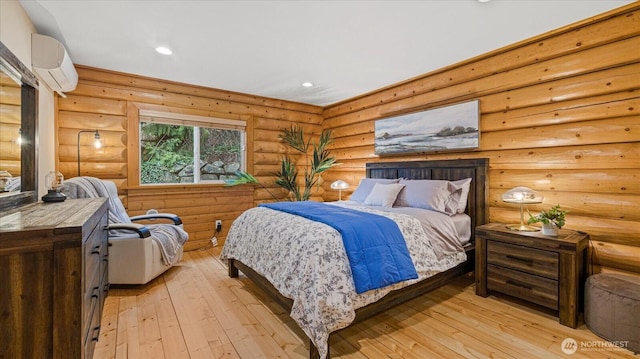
91,245,100,255
506,255,534,265
92,325,101,341
91,285,100,298
506,279,533,290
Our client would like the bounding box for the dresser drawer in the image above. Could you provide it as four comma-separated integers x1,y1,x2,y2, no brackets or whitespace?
83,215,107,295
487,240,558,280
487,264,558,310
84,301,101,359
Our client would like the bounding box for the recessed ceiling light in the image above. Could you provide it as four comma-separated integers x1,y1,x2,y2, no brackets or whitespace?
301,82,314,87
155,46,173,55
478,0,492,2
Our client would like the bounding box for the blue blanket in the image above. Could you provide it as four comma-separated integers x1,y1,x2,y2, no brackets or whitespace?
260,202,418,293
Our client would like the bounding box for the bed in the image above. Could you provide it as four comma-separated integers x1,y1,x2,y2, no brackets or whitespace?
221,158,489,359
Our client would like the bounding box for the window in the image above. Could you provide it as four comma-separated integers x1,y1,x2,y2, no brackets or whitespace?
139,110,246,185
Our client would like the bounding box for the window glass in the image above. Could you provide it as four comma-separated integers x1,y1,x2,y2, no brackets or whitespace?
140,117,245,185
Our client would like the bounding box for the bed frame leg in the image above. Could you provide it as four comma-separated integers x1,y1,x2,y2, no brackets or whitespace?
227,259,239,278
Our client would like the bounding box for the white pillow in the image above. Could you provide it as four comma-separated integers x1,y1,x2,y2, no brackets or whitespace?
446,178,472,214
363,183,405,207
350,178,400,202
394,179,451,213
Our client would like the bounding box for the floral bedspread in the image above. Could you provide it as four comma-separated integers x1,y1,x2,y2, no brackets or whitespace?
219,202,467,359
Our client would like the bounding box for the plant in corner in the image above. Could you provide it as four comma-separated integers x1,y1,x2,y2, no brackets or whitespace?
528,204,567,235
226,125,338,201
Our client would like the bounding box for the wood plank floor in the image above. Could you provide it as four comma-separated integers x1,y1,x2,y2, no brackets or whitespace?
94,247,638,359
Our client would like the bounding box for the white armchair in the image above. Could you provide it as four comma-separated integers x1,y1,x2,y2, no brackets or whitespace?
61,177,188,285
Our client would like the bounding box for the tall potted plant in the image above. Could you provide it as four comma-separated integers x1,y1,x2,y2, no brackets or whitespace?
227,125,337,201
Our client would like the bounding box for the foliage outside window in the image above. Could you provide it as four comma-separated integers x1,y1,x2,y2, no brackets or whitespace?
139,112,245,185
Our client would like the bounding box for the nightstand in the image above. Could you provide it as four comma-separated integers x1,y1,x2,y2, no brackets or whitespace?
475,222,589,328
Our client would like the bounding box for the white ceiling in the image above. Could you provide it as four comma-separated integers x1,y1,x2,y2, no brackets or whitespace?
20,0,633,107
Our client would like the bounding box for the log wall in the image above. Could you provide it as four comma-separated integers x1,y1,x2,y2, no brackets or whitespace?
0,75,21,176
321,4,640,275
56,66,323,250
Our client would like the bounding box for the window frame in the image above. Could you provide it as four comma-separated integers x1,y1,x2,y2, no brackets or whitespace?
127,103,253,188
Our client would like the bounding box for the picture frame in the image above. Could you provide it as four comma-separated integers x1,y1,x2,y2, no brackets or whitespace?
374,99,480,155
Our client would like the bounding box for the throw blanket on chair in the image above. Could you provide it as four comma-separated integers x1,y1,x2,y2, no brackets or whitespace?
260,201,418,293
61,177,188,266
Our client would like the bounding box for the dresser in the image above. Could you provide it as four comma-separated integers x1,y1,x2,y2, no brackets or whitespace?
0,198,109,359
475,222,589,328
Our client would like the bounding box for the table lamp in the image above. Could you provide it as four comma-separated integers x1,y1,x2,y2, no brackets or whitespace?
502,186,544,231
331,180,349,201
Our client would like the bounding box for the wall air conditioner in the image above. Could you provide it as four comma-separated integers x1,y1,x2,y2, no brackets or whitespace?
32,34,78,96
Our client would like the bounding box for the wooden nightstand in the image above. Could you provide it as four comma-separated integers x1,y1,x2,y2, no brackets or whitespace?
475,222,589,328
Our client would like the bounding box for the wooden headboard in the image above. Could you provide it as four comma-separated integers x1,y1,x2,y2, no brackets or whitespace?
366,158,489,240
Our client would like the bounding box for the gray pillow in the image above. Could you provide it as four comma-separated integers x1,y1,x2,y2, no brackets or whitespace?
363,183,405,208
394,179,452,213
349,178,400,202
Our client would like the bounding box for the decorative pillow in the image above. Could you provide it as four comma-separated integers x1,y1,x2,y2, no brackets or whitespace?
446,178,472,214
363,183,405,207
395,179,452,213
349,178,400,203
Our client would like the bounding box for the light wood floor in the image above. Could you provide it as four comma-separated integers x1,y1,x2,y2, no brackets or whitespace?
94,247,638,359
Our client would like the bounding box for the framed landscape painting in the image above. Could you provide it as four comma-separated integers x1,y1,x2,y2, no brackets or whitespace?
374,100,480,155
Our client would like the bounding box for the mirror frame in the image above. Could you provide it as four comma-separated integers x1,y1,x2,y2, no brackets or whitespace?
0,41,38,212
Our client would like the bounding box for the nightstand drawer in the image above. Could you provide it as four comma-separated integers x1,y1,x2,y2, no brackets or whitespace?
487,264,558,310
487,240,559,280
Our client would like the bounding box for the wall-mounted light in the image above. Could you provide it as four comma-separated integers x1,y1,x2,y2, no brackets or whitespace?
77,130,102,176
331,180,350,201
502,186,544,231
16,128,22,145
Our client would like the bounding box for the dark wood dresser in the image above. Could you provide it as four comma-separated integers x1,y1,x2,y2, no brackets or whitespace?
475,222,589,328
0,198,109,359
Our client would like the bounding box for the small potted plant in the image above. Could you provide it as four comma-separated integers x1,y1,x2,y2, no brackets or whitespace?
528,204,567,236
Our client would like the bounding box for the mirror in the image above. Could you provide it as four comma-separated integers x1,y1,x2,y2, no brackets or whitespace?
0,41,38,211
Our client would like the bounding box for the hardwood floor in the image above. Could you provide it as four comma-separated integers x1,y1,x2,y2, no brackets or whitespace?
94,247,638,359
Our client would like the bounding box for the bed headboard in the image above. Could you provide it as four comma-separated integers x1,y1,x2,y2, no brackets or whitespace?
366,158,489,240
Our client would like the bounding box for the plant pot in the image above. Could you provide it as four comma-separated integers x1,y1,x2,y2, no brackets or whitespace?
542,222,559,236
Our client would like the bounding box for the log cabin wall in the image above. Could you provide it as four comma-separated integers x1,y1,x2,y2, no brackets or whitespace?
56,66,323,250
0,74,21,176
321,4,639,276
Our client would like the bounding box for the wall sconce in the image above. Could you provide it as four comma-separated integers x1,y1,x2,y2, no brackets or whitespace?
502,186,544,231
77,130,102,176
16,128,23,145
331,180,350,201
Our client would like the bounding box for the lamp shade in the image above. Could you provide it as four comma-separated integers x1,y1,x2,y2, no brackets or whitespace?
502,186,544,204
330,180,349,190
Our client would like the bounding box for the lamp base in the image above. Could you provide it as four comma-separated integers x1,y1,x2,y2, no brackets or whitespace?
42,189,67,203
506,223,540,231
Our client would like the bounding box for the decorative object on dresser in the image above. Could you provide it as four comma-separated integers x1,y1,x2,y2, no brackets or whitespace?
0,198,109,359
527,204,567,236
501,186,544,231
330,179,349,201
475,222,589,328
60,176,188,285
41,170,67,202
77,129,102,176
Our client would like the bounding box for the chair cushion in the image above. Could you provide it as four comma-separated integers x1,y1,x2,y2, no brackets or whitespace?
585,273,640,354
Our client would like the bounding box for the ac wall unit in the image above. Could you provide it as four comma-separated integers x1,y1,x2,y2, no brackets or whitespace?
32,34,78,94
